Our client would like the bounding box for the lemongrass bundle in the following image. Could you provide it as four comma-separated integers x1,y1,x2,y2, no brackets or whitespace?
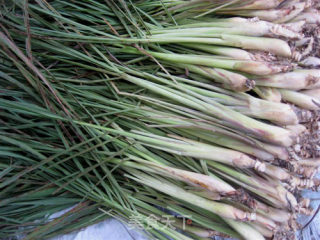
1,1,320,240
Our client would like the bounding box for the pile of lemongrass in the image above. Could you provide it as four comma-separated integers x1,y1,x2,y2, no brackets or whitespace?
1,0,320,240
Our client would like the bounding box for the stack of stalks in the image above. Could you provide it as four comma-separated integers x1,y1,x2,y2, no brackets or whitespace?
0,0,320,239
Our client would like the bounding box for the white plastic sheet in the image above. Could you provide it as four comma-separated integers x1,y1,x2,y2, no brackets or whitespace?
50,218,148,240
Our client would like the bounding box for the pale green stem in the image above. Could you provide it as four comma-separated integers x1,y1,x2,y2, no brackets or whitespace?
207,161,295,209
126,170,260,225
176,64,253,92
300,89,320,100
254,86,281,102
255,69,320,90
145,34,291,57
224,219,265,240
178,43,253,60
176,80,298,125
218,2,306,23
279,89,320,110
123,74,294,146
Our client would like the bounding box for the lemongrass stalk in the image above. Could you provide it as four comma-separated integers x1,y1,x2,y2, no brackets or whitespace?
154,167,280,211
183,129,274,161
230,94,298,125
123,74,295,146
126,170,257,222
145,34,292,57
127,170,276,233
146,72,243,105
178,63,254,91
208,161,297,209
151,27,271,37
255,69,320,90
185,84,298,125
254,86,282,102
219,2,306,23
285,124,306,140
177,80,298,125
144,51,290,75
249,222,273,238
150,71,297,125
135,96,287,160
252,214,276,230
291,8,320,24
143,92,288,160
140,108,275,161
256,142,289,160
179,44,254,60
167,203,240,238
136,132,266,170
267,181,298,210
263,164,293,181
123,46,287,76
300,89,320,100
223,219,265,240
129,158,237,195
279,89,320,110
189,189,222,201
151,26,301,39
153,18,302,39
255,201,291,223
96,123,265,171
153,112,286,161
208,161,275,196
